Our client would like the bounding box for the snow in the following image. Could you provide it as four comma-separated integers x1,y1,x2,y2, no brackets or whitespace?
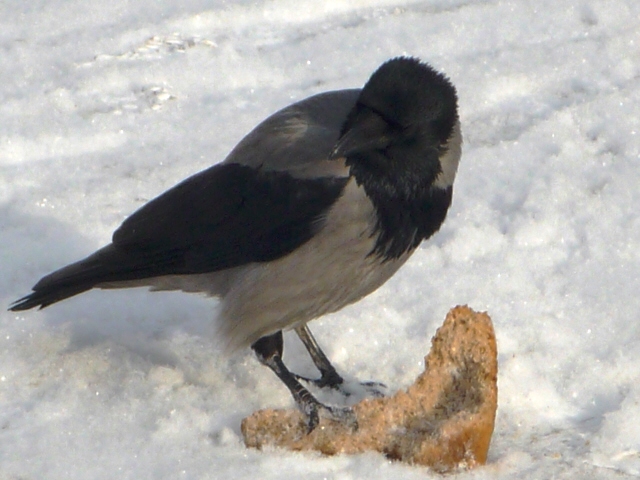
2,0,640,478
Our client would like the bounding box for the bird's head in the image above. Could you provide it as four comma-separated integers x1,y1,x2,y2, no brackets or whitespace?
332,57,460,198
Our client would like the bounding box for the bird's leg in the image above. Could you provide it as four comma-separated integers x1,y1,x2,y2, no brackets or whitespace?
251,331,357,432
294,324,344,389
294,324,386,397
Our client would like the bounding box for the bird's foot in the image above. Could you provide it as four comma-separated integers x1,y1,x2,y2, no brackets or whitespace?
357,380,387,398
293,369,343,390
294,372,387,398
298,396,358,433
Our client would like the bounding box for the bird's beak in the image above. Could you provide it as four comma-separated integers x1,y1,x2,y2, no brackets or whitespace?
329,112,391,160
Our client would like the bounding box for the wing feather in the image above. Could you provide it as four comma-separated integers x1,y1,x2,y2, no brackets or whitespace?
112,163,348,274
9,89,359,311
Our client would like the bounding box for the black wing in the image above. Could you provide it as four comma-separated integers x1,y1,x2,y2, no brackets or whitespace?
10,89,361,312
112,162,348,274
9,163,347,311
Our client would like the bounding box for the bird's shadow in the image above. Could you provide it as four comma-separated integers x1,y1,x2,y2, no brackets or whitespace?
3,204,219,368
3,205,380,403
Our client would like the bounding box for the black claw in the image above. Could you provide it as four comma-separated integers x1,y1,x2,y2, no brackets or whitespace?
303,402,320,433
360,381,387,398
295,373,387,399
322,405,358,431
296,393,358,432
292,389,359,432
293,372,343,390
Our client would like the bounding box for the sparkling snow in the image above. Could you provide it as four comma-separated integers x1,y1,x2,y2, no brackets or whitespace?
2,0,640,478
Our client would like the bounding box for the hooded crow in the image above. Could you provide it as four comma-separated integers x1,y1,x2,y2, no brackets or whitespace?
10,57,461,430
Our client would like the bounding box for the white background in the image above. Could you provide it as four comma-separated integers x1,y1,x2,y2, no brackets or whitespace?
2,0,639,478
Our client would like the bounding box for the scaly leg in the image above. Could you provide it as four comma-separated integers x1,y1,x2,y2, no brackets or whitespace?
251,330,357,432
294,324,386,397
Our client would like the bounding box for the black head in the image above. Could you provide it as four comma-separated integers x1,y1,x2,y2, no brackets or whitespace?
357,56,457,142
333,57,461,260
332,57,459,198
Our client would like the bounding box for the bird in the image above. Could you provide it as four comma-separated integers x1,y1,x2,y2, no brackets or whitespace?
9,57,461,431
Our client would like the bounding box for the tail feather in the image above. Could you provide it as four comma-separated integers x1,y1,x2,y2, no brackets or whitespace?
10,284,95,311
9,244,138,311
9,239,210,312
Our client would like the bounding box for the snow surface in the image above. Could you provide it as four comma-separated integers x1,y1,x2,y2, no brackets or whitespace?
2,0,640,478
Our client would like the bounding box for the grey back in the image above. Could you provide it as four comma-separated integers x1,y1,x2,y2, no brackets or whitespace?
223,89,360,178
